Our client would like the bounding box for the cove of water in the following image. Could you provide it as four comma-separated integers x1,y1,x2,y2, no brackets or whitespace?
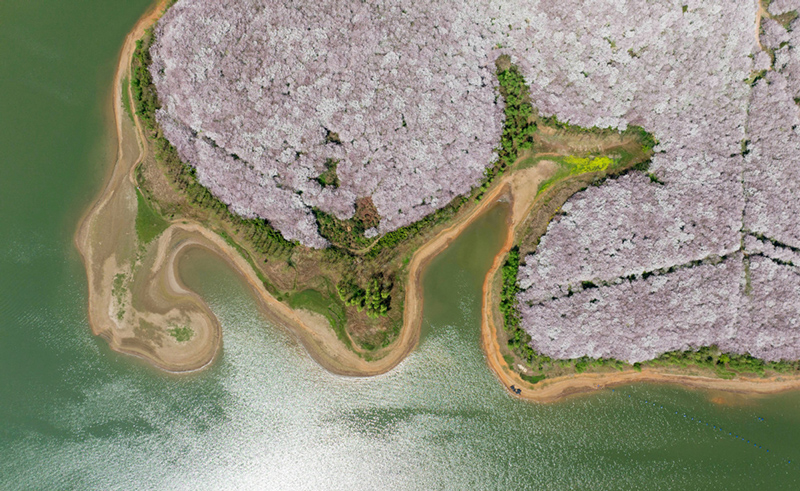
2,1,800,488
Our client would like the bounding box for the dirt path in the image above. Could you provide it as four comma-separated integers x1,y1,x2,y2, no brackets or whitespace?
756,0,767,52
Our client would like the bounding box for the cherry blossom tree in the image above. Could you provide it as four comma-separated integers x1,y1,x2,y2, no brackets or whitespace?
151,0,504,247
516,0,800,363
152,0,800,363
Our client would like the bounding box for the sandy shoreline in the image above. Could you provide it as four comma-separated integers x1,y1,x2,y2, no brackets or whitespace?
75,0,537,376
77,0,800,402
74,0,225,372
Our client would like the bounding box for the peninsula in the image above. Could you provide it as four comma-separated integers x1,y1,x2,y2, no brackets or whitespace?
77,0,800,402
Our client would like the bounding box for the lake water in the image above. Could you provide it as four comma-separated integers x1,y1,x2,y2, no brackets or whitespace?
2,1,800,488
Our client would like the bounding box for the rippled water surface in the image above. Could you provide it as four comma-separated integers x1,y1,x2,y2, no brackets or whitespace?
2,1,800,489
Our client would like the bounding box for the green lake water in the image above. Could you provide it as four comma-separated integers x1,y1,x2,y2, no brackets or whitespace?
2,1,800,488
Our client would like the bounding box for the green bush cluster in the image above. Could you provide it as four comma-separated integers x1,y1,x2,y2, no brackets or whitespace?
520,373,546,384
167,326,194,342
337,276,392,317
241,216,295,257
314,209,375,251
475,61,538,198
573,356,627,373
131,32,159,131
316,158,340,188
643,346,800,377
500,247,551,378
366,196,467,258
497,63,536,155
649,346,718,369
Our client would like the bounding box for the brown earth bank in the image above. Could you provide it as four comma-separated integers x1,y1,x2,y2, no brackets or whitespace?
75,0,222,372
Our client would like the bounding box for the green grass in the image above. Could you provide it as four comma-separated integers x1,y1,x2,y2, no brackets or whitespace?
135,188,169,244
517,154,555,170
473,57,537,199
536,157,577,196
314,208,375,251
168,325,193,342
520,373,546,384
112,273,126,320
316,158,340,188
112,273,126,299
536,154,625,195
286,288,352,350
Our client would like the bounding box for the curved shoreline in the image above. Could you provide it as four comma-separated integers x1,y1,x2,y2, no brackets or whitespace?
478,183,800,403
74,0,224,372
78,1,800,401
75,0,537,376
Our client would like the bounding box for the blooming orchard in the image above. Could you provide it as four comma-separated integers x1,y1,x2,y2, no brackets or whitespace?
516,0,800,362
152,0,800,362
151,0,504,247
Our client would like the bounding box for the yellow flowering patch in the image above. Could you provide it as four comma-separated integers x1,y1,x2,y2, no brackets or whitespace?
564,155,614,173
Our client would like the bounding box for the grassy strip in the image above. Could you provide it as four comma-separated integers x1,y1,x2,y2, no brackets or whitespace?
536,132,653,196
500,249,550,382
216,231,282,299
135,187,169,244
286,288,352,350
365,196,468,259
640,348,800,378
112,273,127,320
218,230,363,353
474,56,537,199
